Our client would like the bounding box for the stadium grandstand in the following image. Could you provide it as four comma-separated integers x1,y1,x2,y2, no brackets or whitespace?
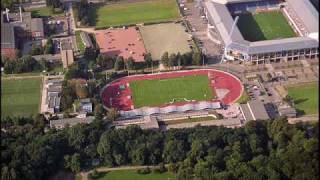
204,0,319,64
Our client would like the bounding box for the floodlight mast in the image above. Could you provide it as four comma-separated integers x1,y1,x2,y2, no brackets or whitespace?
220,16,239,64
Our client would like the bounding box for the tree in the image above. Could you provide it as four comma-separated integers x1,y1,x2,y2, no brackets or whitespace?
144,53,153,68
161,52,169,67
31,44,43,55
39,58,50,71
114,56,124,71
94,103,105,120
64,153,81,173
64,64,87,80
192,51,202,65
125,57,134,71
84,47,98,61
44,38,54,54
168,53,177,67
75,83,88,99
107,108,119,121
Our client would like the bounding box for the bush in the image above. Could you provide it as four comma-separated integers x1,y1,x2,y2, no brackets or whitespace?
168,163,178,173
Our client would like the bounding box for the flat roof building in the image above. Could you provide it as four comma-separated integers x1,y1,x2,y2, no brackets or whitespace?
60,40,74,68
1,23,16,59
31,18,44,39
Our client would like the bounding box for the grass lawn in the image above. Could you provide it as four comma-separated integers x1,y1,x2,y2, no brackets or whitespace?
236,11,296,41
159,116,216,125
27,7,64,17
130,75,214,108
236,89,250,104
75,31,86,53
139,23,191,60
91,170,176,180
93,0,180,27
1,77,42,117
287,82,319,115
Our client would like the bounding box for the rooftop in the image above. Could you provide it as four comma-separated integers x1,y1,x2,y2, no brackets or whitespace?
31,18,44,33
1,23,15,49
204,0,319,55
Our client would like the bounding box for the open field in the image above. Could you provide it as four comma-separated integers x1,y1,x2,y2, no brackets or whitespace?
91,170,176,180
236,11,296,41
75,31,86,53
130,75,214,108
158,116,216,125
27,7,64,17
93,0,180,28
139,23,191,60
1,77,42,117
287,82,319,115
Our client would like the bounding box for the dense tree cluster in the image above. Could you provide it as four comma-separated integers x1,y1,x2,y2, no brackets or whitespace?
161,51,204,68
1,117,318,180
75,0,92,26
2,55,44,74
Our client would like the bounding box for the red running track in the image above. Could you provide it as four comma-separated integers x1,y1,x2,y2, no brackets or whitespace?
101,69,243,111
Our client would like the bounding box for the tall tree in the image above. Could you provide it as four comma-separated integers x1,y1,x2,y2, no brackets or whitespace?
161,52,169,67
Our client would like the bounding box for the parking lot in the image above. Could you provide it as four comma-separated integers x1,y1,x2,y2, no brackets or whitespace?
183,0,222,62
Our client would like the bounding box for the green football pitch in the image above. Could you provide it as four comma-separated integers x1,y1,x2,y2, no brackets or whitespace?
1,77,42,117
93,170,176,180
236,11,296,41
93,0,180,28
287,82,319,115
130,75,214,108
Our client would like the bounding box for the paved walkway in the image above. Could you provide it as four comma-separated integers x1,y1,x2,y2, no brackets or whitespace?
1,75,42,80
288,115,319,124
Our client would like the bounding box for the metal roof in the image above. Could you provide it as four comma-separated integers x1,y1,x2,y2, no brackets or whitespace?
286,0,319,33
1,23,15,49
205,1,245,44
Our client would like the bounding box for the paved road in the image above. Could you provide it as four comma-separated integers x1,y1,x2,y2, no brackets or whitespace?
67,2,78,52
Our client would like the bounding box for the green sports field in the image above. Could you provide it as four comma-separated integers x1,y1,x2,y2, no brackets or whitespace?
287,82,319,115
92,170,176,180
236,11,296,41
94,0,180,27
27,7,64,17
1,77,42,117
130,75,214,108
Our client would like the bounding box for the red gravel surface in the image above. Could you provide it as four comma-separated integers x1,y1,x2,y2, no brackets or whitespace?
95,27,146,62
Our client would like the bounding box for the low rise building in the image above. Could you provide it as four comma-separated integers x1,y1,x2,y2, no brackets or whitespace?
60,40,74,68
79,98,93,113
31,18,44,40
46,78,63,114
1,23,16,59
278,104,297,118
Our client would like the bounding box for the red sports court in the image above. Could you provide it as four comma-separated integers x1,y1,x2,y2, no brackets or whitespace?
95,27,146,62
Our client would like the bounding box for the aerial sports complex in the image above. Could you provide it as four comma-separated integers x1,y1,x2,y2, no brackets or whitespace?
204,0,319,64
101,69,243,118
